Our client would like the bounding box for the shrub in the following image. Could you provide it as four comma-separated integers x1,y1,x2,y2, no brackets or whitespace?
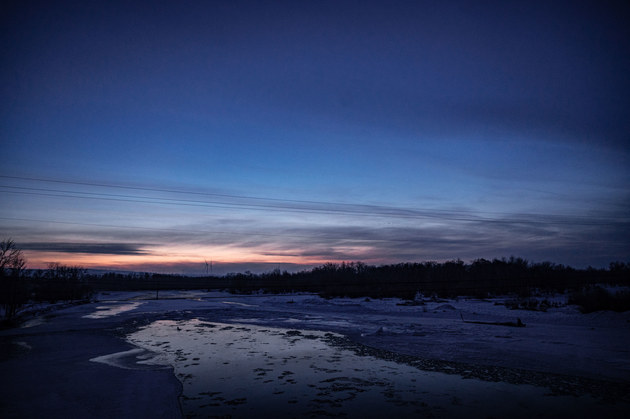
569,286,630,313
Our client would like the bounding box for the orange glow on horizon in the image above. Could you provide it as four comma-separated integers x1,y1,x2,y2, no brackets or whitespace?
21,247,336,272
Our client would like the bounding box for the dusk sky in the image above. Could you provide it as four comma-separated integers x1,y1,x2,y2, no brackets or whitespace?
1,0,629,274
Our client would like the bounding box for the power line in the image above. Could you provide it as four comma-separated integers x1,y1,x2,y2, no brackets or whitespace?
1,187,457,221
1,180,626,226
0,175,496,220
0,216,338,242
0,216,434,243
0,174,426,212
4,174,623,222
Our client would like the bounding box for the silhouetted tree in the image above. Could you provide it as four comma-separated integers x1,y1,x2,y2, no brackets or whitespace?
0,239,27,322
38,263,91,303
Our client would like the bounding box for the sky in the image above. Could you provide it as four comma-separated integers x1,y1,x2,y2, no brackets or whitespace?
1,0,629,274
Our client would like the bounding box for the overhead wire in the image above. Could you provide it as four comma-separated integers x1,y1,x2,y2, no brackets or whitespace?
0,175,626,226
3,174,565,218
2,175,625,276
0,216,422,243
0,175,512,221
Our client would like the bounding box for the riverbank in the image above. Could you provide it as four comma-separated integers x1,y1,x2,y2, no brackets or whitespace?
1,291,628,417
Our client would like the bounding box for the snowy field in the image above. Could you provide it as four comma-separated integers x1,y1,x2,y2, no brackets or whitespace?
1,290,629,418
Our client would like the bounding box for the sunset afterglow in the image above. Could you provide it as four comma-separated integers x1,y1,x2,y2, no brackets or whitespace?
1,1,628,273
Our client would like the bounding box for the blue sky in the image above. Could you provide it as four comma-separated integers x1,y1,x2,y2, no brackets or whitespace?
1,0,629,273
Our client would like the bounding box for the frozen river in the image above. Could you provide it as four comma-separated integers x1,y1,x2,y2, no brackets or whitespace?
126,318,626,418
2,291,629,418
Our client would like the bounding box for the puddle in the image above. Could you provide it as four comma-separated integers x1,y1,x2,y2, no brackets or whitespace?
127,319,628,418
83,302,143,319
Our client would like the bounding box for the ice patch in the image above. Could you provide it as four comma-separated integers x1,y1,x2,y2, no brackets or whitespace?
222,301,257,307
21,317,45,328
125,318,627,418
83,302,143,319
89,348,169,370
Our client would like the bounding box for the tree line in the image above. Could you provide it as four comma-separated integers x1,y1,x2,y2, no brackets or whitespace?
2,238,629,324
218,259,630,299
1,240,93,324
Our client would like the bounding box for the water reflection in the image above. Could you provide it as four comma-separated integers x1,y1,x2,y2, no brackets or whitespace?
127,319,625,418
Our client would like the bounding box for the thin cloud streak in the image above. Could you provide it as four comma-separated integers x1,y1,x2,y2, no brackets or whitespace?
2,176,626,226
6,203,629,270
20,242,149,256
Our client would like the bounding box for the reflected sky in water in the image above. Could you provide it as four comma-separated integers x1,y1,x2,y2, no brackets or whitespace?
127,319,623,418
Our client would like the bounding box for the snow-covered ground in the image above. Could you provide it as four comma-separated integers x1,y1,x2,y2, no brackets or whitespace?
1,291,629,418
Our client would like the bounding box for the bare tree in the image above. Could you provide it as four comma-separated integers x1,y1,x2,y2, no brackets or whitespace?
0,239,27,322
44,262,90,302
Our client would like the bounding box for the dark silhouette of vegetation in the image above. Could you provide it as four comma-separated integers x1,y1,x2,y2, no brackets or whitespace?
32,263,92,303
78,258,629,308
568,285,630,313
0,239,93,316
3,236,629,319
0,239,28,323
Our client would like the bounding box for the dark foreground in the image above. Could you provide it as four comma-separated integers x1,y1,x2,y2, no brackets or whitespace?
1,291,629,418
